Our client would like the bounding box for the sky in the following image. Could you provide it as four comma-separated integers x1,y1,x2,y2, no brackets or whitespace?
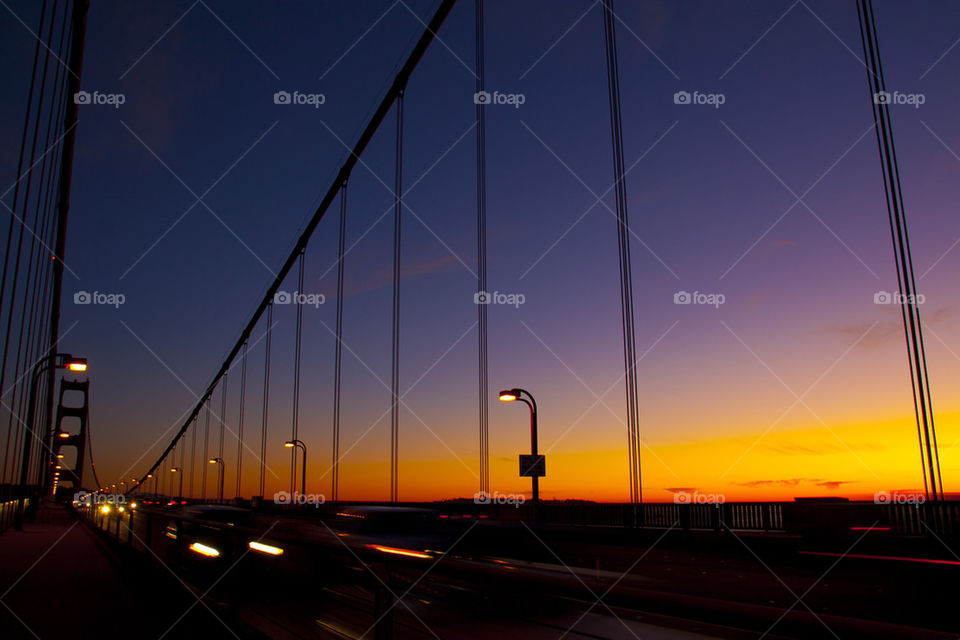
2,0,960,503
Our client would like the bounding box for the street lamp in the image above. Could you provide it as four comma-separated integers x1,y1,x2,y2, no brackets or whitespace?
498,388,542,506
284,440,307,497
14,353,87,528
208,458,224,503
170,468,183,503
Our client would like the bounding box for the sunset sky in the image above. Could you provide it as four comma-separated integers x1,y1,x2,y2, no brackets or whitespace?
2,0,959,503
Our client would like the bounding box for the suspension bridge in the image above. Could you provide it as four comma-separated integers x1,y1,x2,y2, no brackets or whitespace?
0,1,957,638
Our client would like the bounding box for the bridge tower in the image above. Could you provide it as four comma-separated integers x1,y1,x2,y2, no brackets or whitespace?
50,378,89,499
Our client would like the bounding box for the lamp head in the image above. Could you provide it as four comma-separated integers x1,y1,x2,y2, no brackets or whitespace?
498,388,522,402
58,354,88,372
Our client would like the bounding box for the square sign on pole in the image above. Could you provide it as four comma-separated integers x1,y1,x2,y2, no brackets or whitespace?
519,454,545,477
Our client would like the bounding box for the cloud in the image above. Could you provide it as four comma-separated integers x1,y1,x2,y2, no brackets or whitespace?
734,478,806,488
818,321,901,349
815,480,855,490
340,254,461,297
664,486,699,494
817,303,960,349
733,478,857,491
762,442,882,456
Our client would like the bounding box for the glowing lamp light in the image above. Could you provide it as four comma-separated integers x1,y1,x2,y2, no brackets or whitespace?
498,390,518,402
188,542,221,558
366,544,431,559
130,502,137,509
58,432,70,439
66,362,87,372
283,442,295,448
100,505,110,514
248,541,284,556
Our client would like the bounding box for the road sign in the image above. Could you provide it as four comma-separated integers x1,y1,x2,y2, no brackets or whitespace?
519,454,545,477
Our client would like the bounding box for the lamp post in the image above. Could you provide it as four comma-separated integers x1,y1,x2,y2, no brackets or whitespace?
170,468,183,503
207,458,224,503
498,388,541,506
14,354,87,529
284,440,307,497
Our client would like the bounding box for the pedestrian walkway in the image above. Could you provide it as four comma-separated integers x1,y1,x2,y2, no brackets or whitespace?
0,504,253,639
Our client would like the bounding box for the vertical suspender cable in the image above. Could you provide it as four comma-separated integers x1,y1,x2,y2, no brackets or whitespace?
218,374,227,498
236,342,247,498
189,417,196,497
602,0,642,515
332,183,348,503
291,252,304,494
475,0,490,495
857,0,942,503
390,92,405,503
260,303,273,498
201,400,209,500
177,425,184,498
